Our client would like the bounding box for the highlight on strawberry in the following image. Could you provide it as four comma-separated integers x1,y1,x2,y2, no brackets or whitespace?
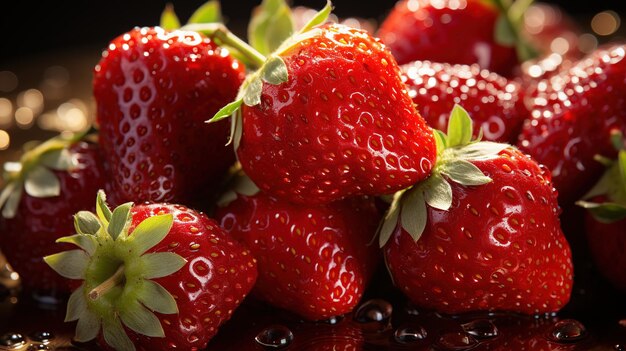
44,191,257,351
380,105,573,315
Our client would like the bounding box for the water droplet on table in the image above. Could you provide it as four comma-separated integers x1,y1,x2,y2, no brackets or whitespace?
394,325,427,343
30,331,54,343
0,332,25,347
550,319,587,343
436,331,479,350
255,325,294,349
461,319,498,339
353,299,393,331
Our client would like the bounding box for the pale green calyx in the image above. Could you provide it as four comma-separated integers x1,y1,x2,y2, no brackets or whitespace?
576,131,626,223
205,0,333,152
160,1,223,31
0,133,80,219
44,191,185,351
489,0,538,61
379,105,511,247
217,170,261,207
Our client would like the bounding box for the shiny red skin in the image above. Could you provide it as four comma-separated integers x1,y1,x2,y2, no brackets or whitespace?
216,192,381,320
584,210,626,292
378,0,519,77
106,203,257,351
94,27,245,204
239,24,436,205
0,141,106,295
517,45,626,205
402,61,527,143
384,148,573,315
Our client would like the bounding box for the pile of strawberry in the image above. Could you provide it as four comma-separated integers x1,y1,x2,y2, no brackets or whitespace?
1,0,625,350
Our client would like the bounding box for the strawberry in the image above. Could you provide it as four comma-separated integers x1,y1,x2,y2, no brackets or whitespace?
44,191,257,351
0,133,106,299
577,132,626,292
517,44,626,205
94,26,245,204
402,60,527,143
380,105,573,315
206,4,436,205
377,0,530,77
215,175,380,320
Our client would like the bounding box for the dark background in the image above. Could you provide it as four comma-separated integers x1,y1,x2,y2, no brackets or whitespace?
2,0,626,64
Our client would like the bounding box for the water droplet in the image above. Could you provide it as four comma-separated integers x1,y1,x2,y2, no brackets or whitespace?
323,315,344,325
27,344,50,351
435,332,478,350
353,299,393,332
30,331,54,343
0,333,25,347
255,325,294,349
550,319,587,343
461,319,498,339
614,344,625,351
394,325,427,343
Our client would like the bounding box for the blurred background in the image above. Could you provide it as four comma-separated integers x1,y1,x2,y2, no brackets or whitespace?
0,0,625,157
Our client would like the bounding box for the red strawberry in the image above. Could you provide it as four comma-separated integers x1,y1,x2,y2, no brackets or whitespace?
377,0,523,77
0,134,106,298
577,134,626,292
517,44,626,205
215,176,380,320
381,106,573,315
208,6,436,205
44,191,257,351
402,60,527,143
94,26,245,204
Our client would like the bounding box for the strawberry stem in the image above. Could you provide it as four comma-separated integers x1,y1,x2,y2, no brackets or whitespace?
89,265,125,300
182,23,267,68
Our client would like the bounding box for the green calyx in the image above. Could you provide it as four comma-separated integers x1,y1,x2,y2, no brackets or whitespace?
378,105,511,247
488,0,538,62
44,191,185,351
160,1,222,31
193,0,332,151
0,132,82,219
576,131,626,223
217,169,261,207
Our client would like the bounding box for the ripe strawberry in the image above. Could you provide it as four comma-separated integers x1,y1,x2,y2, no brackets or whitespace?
577,134,626,292
380,105,573,315
402,60,527,143
215,177,380,320
44,191,257,351
377,0,523,77
517,44,626,205
94,26,245,204
208,5,436,205
0,134,106,298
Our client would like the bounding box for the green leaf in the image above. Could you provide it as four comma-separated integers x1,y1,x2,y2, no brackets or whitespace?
262,56,289,85
160,4,181,30
137,280,178,314
96,190,112,224
66,284,87,322
40,149,75,170
57,234,98,256
446,105,473,147
208,98,243,123
378,191,403,248
119,300,165,338
233,111,244,152
141,252,187,279
44,250,90,279
451,142,510,161
74,211,102,235
130,214,174,255
508,0,534,25
577,200,626,223
188,1,222,24
618,150,626,192
400,188,427,242
108,202,133,240
610,130,624,152
248,0,294,56
495,13,516,46
434,129,446,155
75,309,101,342
24,165,60,198
243,77,263,106
299,0,332,33
233,174,260,196
442,160,492,186
1,182,21,219
423,175,453,210
102,318,135,351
